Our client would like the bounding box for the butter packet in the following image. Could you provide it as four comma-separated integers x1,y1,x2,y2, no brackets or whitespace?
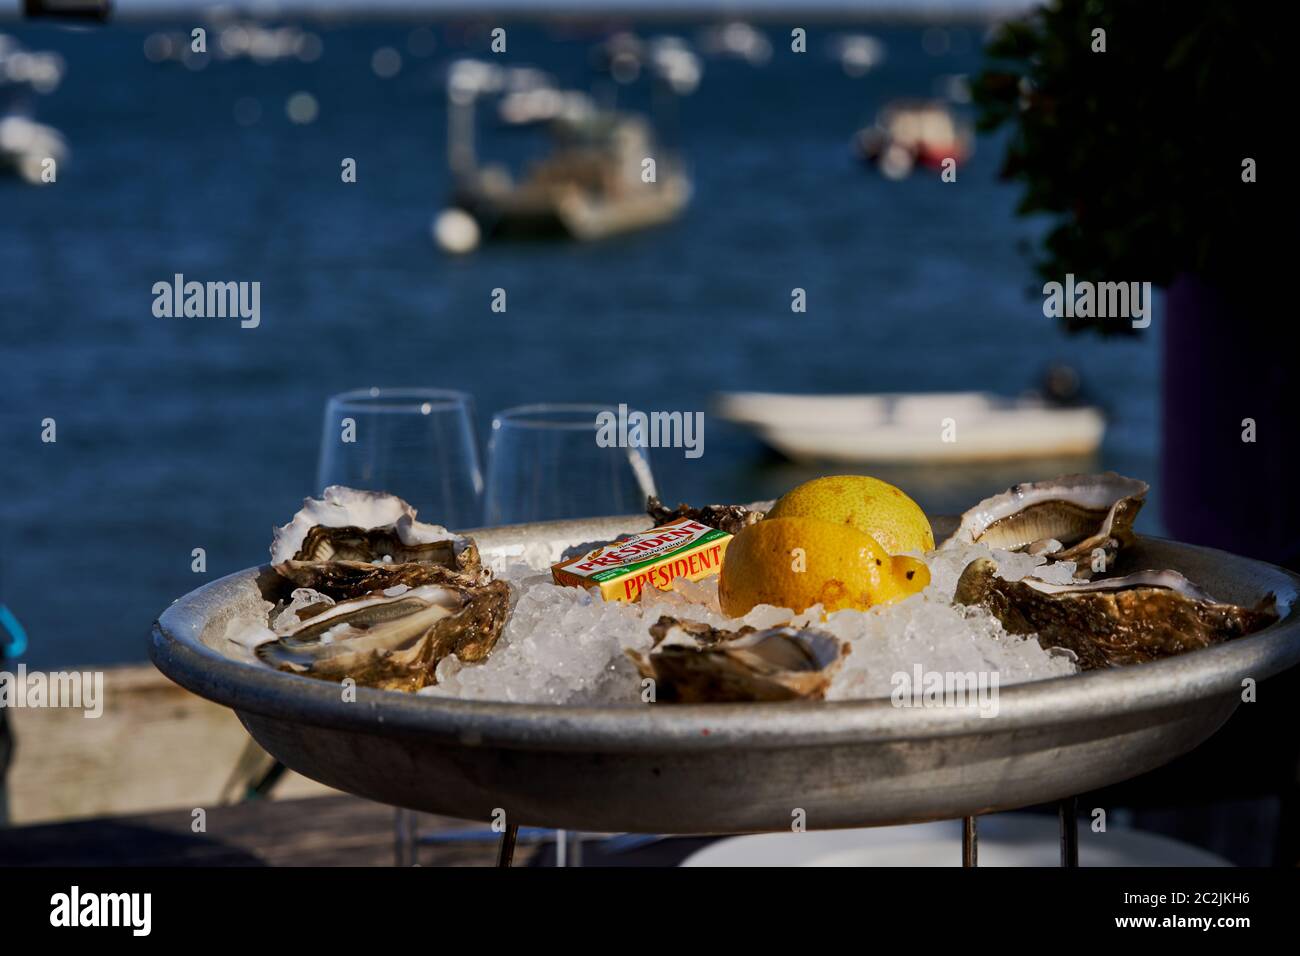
551,518,732,603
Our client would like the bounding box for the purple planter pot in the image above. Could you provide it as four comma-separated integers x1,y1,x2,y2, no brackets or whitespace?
1161,274,1295,567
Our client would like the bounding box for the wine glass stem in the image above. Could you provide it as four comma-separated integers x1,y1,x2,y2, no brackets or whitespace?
496,823,518,867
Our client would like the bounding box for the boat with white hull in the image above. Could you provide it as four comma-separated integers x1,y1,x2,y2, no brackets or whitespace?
716,391,1105,464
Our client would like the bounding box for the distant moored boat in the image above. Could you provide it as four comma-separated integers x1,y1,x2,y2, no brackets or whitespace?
716,391,1106,464
854,99,972,180
437,58,691,249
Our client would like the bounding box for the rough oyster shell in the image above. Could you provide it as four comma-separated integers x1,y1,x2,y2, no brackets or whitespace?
271,486,483,595
953,557,1277,670
275,560,487,599
257,581,510,692
646,496,765,536
627,615,847,702
942,472,1148,572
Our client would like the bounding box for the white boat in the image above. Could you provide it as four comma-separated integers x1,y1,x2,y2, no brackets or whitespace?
716,391,1105,464
0,115,66,184
451,113,690,242
854,99,973,180
439,59,690,248
0,33,68,185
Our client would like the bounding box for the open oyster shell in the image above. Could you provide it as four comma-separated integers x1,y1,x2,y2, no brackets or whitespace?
942,472,1148,573
258,581,510,692
255,486,510,691
953,557,1277,670
271,486,484,596
646,496,765,536
628,615,847,702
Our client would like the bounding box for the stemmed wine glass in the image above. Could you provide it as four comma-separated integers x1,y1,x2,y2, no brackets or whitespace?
316,387,484,527
485,403,657,865
316,387,484,867
485,403,656,524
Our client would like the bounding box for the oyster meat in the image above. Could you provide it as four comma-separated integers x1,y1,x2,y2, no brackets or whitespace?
646,496,765,536
627,615,847,702
253,486,510,691
271,486,484,596
942,472,1148,572
953,557,1277,669
258,581,510,692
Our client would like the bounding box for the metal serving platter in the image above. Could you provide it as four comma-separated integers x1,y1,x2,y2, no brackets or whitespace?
150,514,1300,834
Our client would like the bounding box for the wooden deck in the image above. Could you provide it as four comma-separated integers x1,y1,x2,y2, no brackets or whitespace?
0,793,720,866
0,794,534,867
6,663,333,825
0,661,713,866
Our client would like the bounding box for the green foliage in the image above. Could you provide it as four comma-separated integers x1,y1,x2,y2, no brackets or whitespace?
972,0,1272,332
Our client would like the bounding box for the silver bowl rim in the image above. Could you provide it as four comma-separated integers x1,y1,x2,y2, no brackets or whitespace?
150,521,1300,755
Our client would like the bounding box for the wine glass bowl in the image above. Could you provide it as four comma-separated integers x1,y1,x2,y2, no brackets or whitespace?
484,403,657,526
316,387,484,528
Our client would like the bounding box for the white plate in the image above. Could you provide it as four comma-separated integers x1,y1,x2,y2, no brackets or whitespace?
681,814,1230,867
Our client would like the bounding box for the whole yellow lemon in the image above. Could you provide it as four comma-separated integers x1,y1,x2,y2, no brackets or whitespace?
766,475,934,554
718,516,929,618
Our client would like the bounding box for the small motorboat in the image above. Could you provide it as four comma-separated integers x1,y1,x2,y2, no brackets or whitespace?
0,33,68,185
854,99,972,179
827,33,885,77
697,21,771,66
435,56,691,251
142,22,322,66
0,114,66,184
450,110,690,243
715,391,1105,464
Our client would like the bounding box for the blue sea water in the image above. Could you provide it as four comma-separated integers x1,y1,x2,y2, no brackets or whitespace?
0,18,1159,669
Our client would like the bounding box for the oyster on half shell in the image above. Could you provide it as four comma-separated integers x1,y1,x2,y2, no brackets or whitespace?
942,472,1148,572
953,557,1277,670
646,496,765,536
255,486,511,691
271,486,484,596
257,581,510,691
627,615,847,702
